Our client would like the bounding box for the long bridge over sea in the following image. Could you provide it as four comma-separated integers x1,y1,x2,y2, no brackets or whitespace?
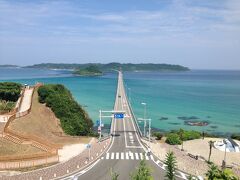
1,71,191,180
62,71,187,180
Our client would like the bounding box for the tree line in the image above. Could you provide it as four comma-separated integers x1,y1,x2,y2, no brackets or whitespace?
0,82,22,102
38,84,93,136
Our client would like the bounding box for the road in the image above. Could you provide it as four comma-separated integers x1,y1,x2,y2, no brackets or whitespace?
72,71,182,180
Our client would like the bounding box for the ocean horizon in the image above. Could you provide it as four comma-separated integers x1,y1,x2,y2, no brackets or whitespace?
1,67,240,136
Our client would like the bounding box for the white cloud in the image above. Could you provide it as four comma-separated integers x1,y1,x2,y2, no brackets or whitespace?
0,0,240,69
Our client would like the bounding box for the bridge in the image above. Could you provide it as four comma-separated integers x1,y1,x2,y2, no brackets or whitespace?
67,71,180,180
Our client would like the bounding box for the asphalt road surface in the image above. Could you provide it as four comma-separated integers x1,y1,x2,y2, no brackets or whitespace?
72,71,182,180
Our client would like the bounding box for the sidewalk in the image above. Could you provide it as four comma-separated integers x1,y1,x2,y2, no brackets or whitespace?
19,88,34,113
148,139,208,177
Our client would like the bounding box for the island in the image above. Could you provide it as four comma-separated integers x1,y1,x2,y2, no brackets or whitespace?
73,65,103,76
0,64,19,68
25,62,190,72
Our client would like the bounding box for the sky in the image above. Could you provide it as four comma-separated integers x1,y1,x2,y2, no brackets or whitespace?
0,0,240,69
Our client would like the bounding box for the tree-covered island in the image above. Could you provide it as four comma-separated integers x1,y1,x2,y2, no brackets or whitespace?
25,62,190,74
73,65,103,76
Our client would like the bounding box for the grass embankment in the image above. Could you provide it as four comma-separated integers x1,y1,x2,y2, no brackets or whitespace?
9,87,91,146
38,84,93,136
0,82,21,113
0,138,42,156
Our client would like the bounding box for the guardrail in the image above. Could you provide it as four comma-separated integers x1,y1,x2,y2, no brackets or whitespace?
123,82,143,137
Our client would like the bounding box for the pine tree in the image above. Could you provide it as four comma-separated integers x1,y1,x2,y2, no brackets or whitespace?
205,164,219,180
131,160,153,180
110,168,119,180
164,151,177,180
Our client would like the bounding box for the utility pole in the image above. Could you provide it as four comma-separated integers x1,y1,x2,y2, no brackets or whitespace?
148,119,151,148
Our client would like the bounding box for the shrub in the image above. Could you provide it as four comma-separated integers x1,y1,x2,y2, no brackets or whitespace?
181,130,201,141
231,134,240,141
153,132,163,140
38,84,93,136
166,133,182,145
0,82,22,102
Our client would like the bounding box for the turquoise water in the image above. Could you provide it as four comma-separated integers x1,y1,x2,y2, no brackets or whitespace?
0,68,239,135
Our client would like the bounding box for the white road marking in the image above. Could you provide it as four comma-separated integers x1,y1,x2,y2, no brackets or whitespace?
103,152,151,161
126,146,142,149
111,152,114,159
126,152,129,160
60,159,101,179
145,154,149,160
121,152,124,160
116,152,119,160
106,153,109,160
179,172,187,179
130,153,134,160
135,153,139,160
150,155,154,160
162,164,167,170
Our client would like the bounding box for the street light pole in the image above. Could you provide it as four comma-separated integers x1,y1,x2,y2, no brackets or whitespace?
148,119,151,148
99,110,102,141
138,118,151,148
141,102,147,137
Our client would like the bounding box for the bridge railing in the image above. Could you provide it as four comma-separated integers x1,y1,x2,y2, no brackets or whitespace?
123,82,143,137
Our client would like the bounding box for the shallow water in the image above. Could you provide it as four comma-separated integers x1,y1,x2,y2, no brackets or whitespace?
1,68,239,135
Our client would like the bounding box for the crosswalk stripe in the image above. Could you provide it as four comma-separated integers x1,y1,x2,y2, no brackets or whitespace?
104,152,151,161
145,154,149,160
111,152,114,159
135,153,139,160
130,152,134,160
121,152,124,160
126,152,129,160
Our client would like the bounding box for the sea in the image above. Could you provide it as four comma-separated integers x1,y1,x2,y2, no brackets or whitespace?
0,67,240,136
